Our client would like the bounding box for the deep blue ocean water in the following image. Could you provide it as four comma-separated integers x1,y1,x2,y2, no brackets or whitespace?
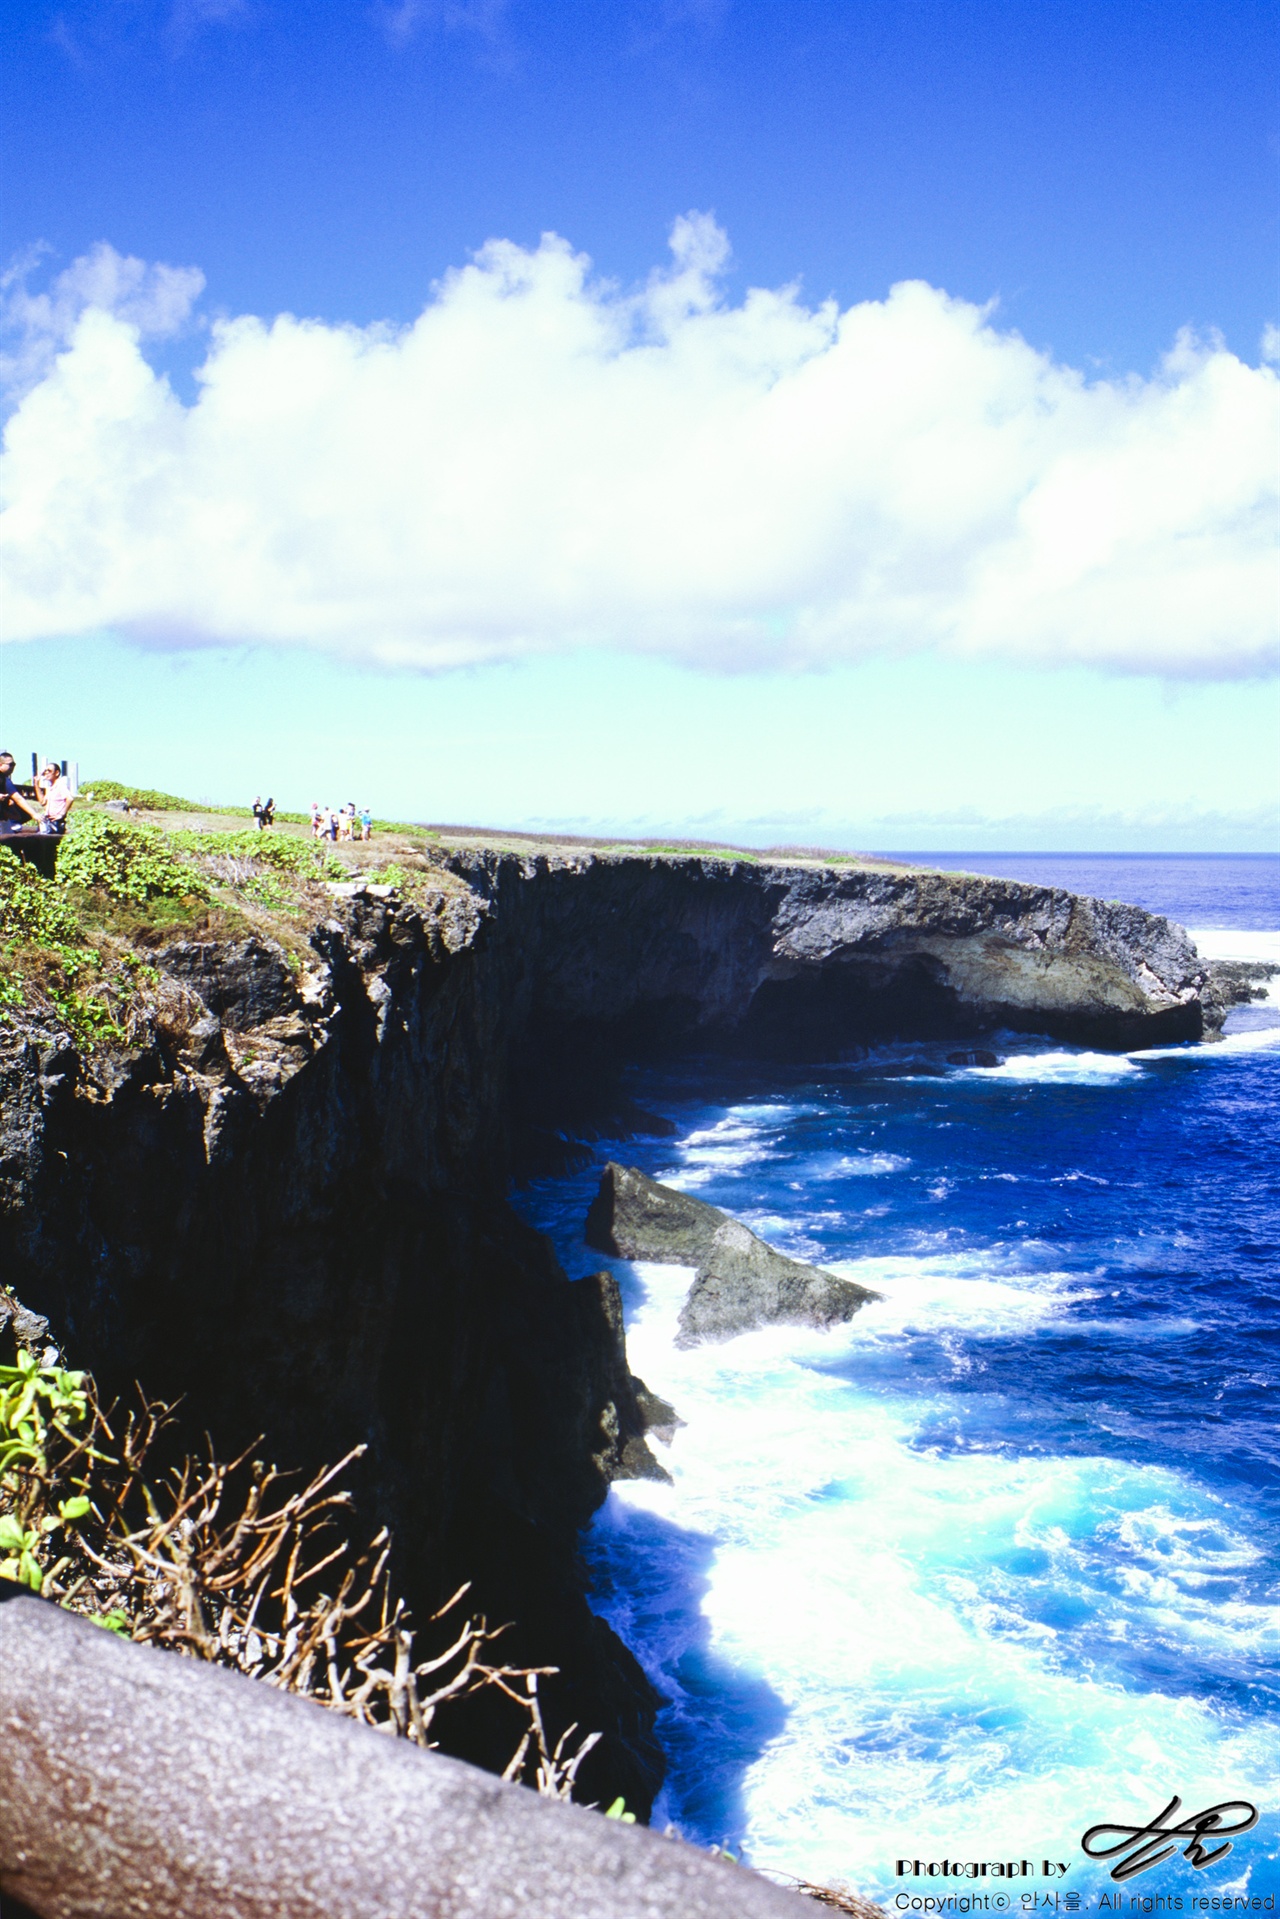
891,853,1280,932
516,856,1280,1901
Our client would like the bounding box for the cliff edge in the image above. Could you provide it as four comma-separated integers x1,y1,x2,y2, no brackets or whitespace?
0,825,1232,1810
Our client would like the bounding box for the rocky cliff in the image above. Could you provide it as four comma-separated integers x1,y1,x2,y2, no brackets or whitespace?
0,844,1233,1811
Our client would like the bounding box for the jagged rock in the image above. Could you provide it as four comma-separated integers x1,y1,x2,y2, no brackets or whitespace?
1202,959,1279,1032
0,1290,50,1346
632,1379,683,1446
571,1269,673,1486
947,1049,1000,1067
0,853,1227,1816
678,1217,879,1347
585,1162,879,1346
158,938,299,1032
585,1162,725,1265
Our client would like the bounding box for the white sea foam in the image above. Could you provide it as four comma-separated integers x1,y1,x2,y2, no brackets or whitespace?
1189,927,1280,978
1139,1024,1280,1062
800,1151,912,1180
1189,925,1280,1035
976,1049,1144,1084
589,1242,1280,1896
570,979,1280,1894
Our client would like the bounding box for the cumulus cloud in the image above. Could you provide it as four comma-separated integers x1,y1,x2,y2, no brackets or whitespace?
1,219,1276,677
0,241,205,397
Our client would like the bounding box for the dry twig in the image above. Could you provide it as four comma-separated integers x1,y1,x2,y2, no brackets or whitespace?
1,1330,598,1798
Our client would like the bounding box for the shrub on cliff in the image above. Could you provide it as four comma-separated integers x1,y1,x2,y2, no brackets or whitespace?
0,847,83,948
82,778,211,812
57,812,209,904
171,827,340,878
0,1302,599,1800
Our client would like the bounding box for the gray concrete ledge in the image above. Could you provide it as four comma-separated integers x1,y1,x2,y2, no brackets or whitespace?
0,1591,808,1919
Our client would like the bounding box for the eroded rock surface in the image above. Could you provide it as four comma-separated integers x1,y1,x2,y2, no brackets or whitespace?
585,1161,726,1265
585,1162,880,1345
0,846,1226,1815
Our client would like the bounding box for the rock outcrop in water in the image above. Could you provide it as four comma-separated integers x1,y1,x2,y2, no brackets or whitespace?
0,843,1228,1813
585,1161,880,1344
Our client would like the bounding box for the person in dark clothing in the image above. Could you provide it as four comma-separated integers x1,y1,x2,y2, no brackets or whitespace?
0,751,41,829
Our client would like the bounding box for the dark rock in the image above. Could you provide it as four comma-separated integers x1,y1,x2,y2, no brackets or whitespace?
0,852,1223,1817
947,1049,1000,1068
1202,959,1279,1028
584,1162,880,1347
863,1060,947,1078
570,1269,672,1487
0,1290,50,1346
677,1216,879,1347
632,1378,683,1446
157,939,299,1032
585,1162,726,1265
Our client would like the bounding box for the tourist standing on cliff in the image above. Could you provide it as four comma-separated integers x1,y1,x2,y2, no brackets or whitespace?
360,806,372,842
39,762,77,834
0,752,42,829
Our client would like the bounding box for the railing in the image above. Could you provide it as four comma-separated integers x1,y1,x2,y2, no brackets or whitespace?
0,1583,806,1919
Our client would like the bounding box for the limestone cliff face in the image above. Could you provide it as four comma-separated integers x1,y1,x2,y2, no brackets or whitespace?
0,848,1223,1811
447,849,1217,1064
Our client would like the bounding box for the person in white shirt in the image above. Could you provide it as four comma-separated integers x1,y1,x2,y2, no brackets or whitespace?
39,763,77,835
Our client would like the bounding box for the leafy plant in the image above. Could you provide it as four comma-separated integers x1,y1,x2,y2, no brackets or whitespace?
83,780,209,813
57,812,208,905
0,1345,98,1592
0,847,84,947
171,828,342,883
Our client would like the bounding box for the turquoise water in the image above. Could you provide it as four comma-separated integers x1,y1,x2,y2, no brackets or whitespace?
516,858,1280,1903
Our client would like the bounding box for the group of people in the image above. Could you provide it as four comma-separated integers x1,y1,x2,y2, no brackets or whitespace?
0,751,77,835
251,796,276,830
310,800,372,843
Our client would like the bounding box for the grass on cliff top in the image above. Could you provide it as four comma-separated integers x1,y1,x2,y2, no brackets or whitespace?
86,778,438,839
83,780,915,874
0,811,334,1046
0,795,472,1047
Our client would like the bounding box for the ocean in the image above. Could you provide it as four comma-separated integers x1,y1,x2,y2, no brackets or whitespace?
515,853,1280,1903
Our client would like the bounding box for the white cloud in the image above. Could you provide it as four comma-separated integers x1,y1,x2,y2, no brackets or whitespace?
1,222,1276,678
0,241,205,397
379,0,510,48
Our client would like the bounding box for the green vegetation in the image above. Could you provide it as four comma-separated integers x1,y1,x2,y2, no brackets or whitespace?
0,1345,96,1593
641,844,761,863
82,779,210,813
0,848,84,946
168,826,341,878
0,810,333,1046
57,811,210,904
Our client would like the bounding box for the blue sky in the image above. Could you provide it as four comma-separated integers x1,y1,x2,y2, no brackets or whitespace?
1,0,1277,849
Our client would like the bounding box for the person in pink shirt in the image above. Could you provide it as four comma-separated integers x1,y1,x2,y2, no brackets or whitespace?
39,763,77,835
